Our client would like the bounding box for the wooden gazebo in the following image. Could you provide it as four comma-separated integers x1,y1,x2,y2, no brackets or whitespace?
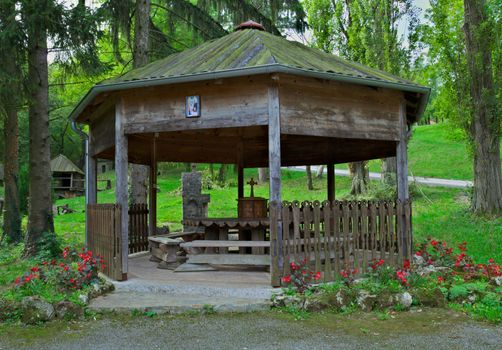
70,22,429,284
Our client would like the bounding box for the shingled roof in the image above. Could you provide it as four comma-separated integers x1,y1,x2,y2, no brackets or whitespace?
50,154,84,175
71,25,429,122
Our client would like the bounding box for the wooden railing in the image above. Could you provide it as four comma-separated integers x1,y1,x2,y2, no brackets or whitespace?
270,200,412,286
128,203,149,254
87,204,123,281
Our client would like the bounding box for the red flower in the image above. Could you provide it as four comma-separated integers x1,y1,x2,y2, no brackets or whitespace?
415,251,422,256
403,259,410,270
282,275,291,284
42,261,48,265
64,265,69,271
24,275,31,283
31,267,39,272
14,277,20,285
437,276,444,282
314,271,321,280
489,258,494,263
430,240,438,247
290,262,298,270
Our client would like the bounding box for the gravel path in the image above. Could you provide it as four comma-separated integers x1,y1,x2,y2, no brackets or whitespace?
290,166,473,189
1,309,500,350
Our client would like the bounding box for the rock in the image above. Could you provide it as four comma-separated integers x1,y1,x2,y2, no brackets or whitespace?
413,255,426,266
493,276,502,286
271,293,302,308
21,297,55,324
332,288,353,310
283,296,302,308
356,290,377,311
54,301,83,319
78,294,89,305
398,292,413,310
412,288,446,307
88,280,115,299
416,265,451,276
303,296,330,312
376,291,398,309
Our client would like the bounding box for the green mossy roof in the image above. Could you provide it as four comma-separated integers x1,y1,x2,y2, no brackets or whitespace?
102,29,421,88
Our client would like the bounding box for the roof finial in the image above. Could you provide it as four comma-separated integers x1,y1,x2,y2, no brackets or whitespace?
235,20,265,31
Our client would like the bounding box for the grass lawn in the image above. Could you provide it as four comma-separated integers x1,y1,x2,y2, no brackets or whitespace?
338,123,502,180
52,165,501,264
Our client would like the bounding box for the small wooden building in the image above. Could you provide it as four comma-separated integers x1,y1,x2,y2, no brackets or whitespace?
51,154,85,199
70,21,429,284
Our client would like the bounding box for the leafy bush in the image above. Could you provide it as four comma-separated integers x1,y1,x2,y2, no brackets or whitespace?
36,232,62,261
6,246,104,304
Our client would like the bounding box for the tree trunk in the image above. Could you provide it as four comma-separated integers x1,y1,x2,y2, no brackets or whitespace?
129,0,151,205
218,164,227,184
316,165,325,179
463,0,502,215
306,165,314,190
25,3,54,255
381,157,397,186
349,161,368,195
258,168,268,183
0,0,22,243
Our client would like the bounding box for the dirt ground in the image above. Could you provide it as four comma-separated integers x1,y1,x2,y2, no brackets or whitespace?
0,308,500,350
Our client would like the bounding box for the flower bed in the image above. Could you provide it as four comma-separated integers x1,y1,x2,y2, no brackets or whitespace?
273,239,502,323
0,246,113,324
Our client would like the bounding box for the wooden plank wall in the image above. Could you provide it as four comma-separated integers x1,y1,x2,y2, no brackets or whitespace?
279,75,402,141
270,200,412,286
87,204,123,281
128,203,149,253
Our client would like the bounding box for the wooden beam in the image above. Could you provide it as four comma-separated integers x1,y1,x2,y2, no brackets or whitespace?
327,163,335,202
115,99,129,279
396,99,409,258
149,134,158,237
85,132,97,247
238,166,244,199
268,78,283,282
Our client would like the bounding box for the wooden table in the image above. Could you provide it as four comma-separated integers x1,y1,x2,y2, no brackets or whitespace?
183,217,269,254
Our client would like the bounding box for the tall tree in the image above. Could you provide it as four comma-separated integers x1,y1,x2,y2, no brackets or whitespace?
306,165,314,190
129,0,151,205
463,0,501,214
21,0,102,255
23,0,54,255
305,0,419,193
0,0,22,243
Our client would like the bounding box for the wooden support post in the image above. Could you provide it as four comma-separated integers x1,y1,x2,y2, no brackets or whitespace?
149,134,158,237
115,98,129,279
85,133,97,247
396,99,410,258
327,163,335,202
238,166,244,199
268,78,283,285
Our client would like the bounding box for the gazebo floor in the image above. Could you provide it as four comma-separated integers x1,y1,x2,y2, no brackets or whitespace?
89,253,273,313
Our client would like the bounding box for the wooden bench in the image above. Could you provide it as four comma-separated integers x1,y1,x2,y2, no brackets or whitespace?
148,235,183,268
180,240,270,266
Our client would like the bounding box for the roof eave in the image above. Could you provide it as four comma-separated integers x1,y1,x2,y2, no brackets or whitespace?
70,64,430,123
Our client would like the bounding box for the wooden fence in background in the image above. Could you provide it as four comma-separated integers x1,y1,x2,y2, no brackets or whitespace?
128,203,149,254
270,200,412,286
87,204,123,281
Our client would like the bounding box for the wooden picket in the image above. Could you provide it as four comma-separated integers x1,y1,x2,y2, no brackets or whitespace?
87,204,123,281
270,200,412,286
128,203,149,254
